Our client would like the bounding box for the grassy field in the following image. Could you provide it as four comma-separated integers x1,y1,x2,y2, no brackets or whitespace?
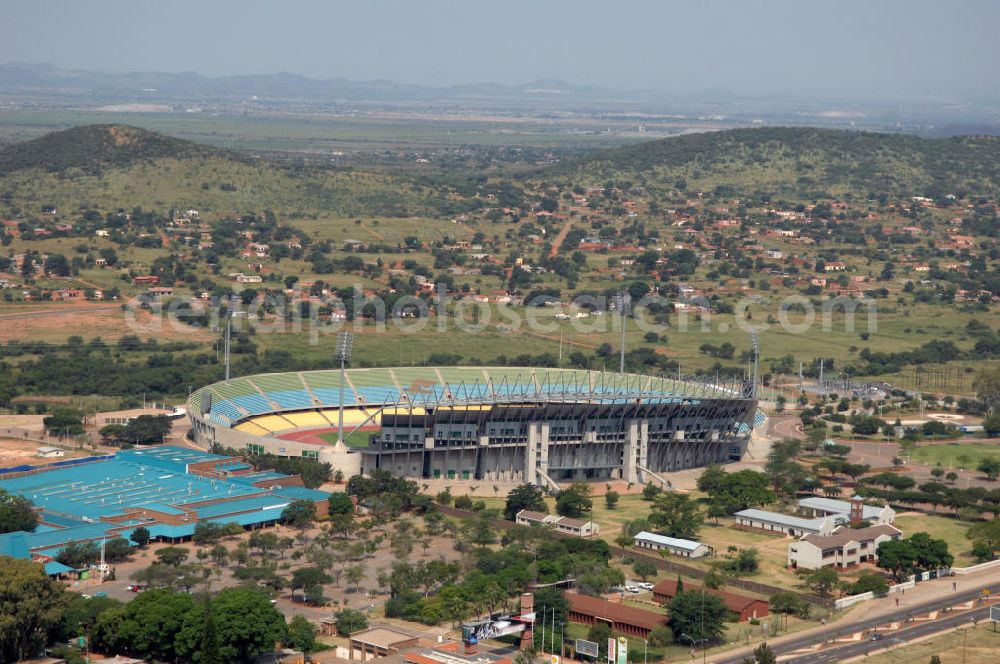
911,443,1000,469
857,625,1000,664
893,514,979,566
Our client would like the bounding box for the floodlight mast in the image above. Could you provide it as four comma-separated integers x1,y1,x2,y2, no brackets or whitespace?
335,332,354,444
224,295,239,381
618,292,631,374
748,327,760,399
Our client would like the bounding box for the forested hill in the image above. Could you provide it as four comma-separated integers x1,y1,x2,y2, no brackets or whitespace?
550,127,1000,199
0,124,230,175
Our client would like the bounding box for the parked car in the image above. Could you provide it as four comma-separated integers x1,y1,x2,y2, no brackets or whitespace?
638,582,654,590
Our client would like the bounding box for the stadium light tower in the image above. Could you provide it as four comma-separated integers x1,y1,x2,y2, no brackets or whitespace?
335,332,354,444
747,326,760,399
617,291,631,374
223,295,243,382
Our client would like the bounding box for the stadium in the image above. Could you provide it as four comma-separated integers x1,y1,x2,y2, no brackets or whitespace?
187,367,763,488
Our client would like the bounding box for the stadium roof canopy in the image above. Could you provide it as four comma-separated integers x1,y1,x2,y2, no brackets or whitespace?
190,366,751,428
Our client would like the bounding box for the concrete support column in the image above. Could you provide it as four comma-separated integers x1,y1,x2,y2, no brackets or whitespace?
538,422,551,480
525,422,539,485
623,419,639,484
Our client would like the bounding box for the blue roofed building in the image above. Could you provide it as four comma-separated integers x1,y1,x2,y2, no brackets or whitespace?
0,445,331,574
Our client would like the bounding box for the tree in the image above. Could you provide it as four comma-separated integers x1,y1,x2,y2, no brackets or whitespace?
286,614,317,655
806,567,840,597
93,588,195,662
56,542,101,568
587,621,612,646
334,608,368,636
967,520,1000,560
743,643,777,664
156,546,189,567
282,500,317,529
0,556,69,662
555,483,592,519
983,413,1000,437
505,484,548,521
978,458,1000,481
633,559,658,582
198,597,224,664
121,415,172,445
605,490,620,509
697,465,727,493
193,521,226,545
849,574,889,597
328,492,355,515
667,590,727,644
291,567,331,604
130,526,150,547
648,493,703,539
0,489,38,534
211,586,287,662
711,470,776,514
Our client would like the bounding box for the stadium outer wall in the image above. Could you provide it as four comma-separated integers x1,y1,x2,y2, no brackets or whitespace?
186,366,758,487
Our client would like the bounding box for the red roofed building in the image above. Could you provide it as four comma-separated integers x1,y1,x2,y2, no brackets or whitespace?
566,591,666,638
651,579,769,622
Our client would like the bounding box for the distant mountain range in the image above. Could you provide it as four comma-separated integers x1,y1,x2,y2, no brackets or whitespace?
4,63,1000,135
0,62,652,105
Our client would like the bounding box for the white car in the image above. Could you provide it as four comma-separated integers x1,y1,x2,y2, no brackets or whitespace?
625,585,640,593
638,582,654,590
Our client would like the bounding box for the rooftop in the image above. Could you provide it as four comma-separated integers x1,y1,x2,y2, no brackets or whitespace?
651,579,766,613
633,530,706,552
566,592,666,630
797,496,888,521
801,524,902,548
735,508,829,531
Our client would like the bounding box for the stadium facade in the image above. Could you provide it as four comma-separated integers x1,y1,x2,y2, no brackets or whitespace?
187,367,761,487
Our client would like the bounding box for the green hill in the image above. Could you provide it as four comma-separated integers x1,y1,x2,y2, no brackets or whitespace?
0,124,228,175
0,124,469,217
552,127,1000,198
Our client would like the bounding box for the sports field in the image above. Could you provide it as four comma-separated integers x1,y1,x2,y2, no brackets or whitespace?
911,443,1000,468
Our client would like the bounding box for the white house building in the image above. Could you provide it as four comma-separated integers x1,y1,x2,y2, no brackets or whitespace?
515,509,598,538
734,508,837,538
797,496,896,525
787,524,903,570
633,531,712,559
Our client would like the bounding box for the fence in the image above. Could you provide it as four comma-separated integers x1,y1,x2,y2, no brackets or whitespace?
834,578,915,610
951,559,1000,576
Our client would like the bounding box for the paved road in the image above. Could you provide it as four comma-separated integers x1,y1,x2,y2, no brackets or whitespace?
786,604,990,664
711,584,995,664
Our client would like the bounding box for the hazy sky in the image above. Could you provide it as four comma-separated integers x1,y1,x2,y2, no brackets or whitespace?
2,0,998,99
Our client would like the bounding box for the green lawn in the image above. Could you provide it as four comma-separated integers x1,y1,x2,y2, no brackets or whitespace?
893,514,979,565
911,443,1000,469
317,429,372,449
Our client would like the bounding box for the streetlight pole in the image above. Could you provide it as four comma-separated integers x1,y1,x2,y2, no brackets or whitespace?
335,332,354,444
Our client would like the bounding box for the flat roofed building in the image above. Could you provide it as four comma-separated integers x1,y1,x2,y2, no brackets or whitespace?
35,446,65,458
515,509,598,537
343,626,420,660
788,524,902,571
632,531,712,558
734,508,836,538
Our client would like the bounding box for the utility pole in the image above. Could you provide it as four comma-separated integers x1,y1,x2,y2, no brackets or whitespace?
335,332,354,444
